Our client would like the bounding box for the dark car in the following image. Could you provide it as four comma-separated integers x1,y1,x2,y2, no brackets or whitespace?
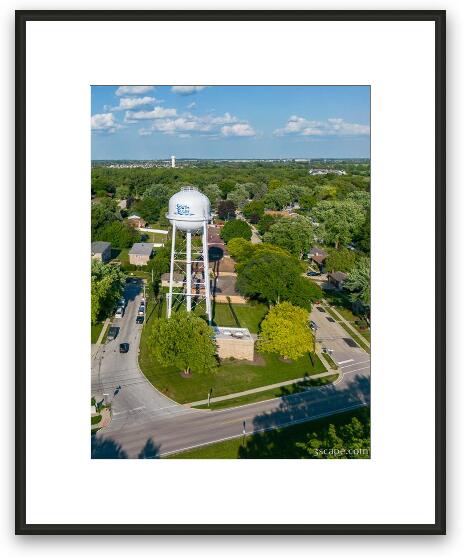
107,326,119,341
119,342,129,353
136,315,144,324
307,271,321,277
309,320,318,330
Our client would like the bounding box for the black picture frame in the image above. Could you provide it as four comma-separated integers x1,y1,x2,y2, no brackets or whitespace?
15,9,446,535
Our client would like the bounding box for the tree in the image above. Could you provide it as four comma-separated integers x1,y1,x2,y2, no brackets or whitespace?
344,258,370,309
236,252,303,306
201,183,221,206
91,199,119,239
286,277,322,310
91,261,126,323
296,412,370,459
257,214,279,235
95,220,140,248
263,216,314,259
148,313,217,376
264,187,291,210
324,247,358,273
132,197,163,223
217,200,236,221
312,199,365,249
258,302,314,360
227,237,255,262
242,199,265,222
227,184,250,209
220,219,252,243
146,246,171,294
247,182,268,200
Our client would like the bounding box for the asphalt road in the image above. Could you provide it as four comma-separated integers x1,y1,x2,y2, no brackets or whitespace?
92,285,370,459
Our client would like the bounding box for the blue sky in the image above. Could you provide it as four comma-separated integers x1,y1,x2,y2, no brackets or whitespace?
91,85,370,159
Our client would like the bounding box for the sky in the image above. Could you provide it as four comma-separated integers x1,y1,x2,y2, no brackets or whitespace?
91,85,370,160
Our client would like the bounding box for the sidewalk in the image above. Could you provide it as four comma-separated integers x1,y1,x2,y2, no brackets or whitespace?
324,304,370,348
187,368,339,408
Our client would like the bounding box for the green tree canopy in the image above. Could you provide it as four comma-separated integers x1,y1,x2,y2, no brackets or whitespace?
263,216,314,259
91,199,120,239
217,200,236,221
148,313,217,376
220,219,252,243
94,220,140,248
312,199,366,249
344,257,371,309
91,261,126,323
324,247,359,273
242,199,265,221
227,183,250,209
264,187,291,210
258,302,314,360
200,183,221,206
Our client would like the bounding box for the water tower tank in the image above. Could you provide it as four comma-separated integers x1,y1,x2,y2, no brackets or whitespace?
167,187,211,232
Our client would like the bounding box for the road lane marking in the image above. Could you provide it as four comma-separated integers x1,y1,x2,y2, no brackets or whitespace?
339,360,370,369
160,402,370,457
337,359,354,365
342,366,370,375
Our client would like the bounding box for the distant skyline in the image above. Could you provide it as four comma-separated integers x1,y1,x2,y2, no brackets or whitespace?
91,86,370,160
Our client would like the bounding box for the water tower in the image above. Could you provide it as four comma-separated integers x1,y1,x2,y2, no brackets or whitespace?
171,155,176,168
166,187,212,321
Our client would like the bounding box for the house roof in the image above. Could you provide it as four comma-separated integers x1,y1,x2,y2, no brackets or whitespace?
91,241,111,254
328,271,347,282
309,247,327,257
129,242,154,256
312,255,326,264
127,214,142,220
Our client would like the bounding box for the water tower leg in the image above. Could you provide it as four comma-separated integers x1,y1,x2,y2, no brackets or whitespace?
202,221,212,323
167,221,176,318
186,231,192,312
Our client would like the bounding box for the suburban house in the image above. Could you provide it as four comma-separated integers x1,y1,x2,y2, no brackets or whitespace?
309,247,327,270
161,272,184,288
91,241,111,263
327,271,348,290
127,214,147,228
128,242,154,266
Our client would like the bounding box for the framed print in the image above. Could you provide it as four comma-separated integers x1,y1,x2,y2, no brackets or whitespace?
16,10,445,534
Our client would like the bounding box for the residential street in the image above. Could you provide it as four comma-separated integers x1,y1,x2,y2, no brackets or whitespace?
92,285,370,459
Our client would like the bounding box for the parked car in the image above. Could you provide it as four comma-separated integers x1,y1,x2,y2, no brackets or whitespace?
115,306,124,319
107,326,119,341
136,315,144,325
118,297,126,307
119,342,129,353
309,320,318,330
137,306,145,316
307,271,321,277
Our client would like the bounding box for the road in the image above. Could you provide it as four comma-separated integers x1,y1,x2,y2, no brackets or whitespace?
92,284,370,458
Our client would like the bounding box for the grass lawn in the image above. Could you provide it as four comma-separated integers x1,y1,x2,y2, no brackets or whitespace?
195,373,339,410
212,301,268,334
139,300,326,404
111,248,130,265
166,406,369,459
334,306,371,342
91,322,104,344
91,415,102,426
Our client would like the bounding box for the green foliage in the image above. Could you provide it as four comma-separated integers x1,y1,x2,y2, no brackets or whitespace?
227,237,255,262
285,277,321,310
227,183,250,208
344,258,371,309
91,261,126,323
256,214,279,235
91,199,120,239
263,216,314,258
200,183,221,206
148,312,217,376
95,220,141,248
259,302,314,360
217,200,236,221
146,247,171,294
324,247,359,273
264,187,291,210
296,414,370,458
312,199,366,249
242,199,265,221
220,219,252,243
131,197,163,223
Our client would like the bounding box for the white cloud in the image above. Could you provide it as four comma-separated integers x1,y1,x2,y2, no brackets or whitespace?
91,113,122,133
111,96,158,111
171,86,207,96
221,123,256,137
115,85,155,96
125,107,178,121
187,102,197,109
274,115,370,137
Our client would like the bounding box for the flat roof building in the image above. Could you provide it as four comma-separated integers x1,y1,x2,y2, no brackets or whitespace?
214,326,255,361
